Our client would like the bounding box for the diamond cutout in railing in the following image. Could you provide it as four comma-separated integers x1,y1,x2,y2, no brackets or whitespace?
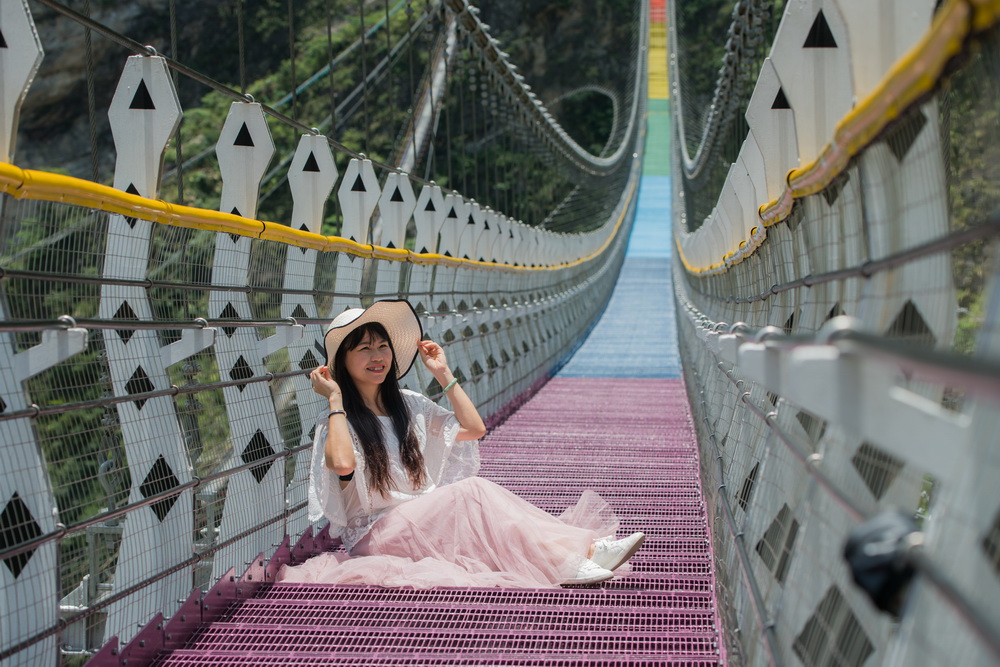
982,508,1000,578
242,430,276,483
139,455,181,522
0,396,6,413
426,377,444,397
737,461,759,512
821,171,850,207
229,356,254,392
793,586,874,667
795,410,827,447
219,303,241,337
123,184,141,228
298,349,319,372
1,492,43,579
291,304,309,320
755,504,799,584
851,442,903,500
125,366,156,410
884,109,928,163
297,225,309,254
113,300,140,344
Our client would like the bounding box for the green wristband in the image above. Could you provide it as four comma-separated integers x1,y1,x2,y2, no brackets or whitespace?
443,378,459,393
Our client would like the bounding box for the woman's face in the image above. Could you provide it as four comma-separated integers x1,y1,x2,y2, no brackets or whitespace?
343,328,393,389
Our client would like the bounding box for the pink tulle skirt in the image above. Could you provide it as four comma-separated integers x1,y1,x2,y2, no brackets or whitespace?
277,477,622,588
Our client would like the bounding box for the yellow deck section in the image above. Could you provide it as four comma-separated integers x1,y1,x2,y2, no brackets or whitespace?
649,21,669,99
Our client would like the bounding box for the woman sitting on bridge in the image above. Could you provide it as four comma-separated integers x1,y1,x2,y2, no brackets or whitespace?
277,299,644,588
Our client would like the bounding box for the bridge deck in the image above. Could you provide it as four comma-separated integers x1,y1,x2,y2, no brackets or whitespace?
142,95,724,665
152,374,721,665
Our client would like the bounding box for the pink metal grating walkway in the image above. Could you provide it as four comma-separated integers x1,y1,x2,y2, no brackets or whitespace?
133,376,723,666
96,86,724,666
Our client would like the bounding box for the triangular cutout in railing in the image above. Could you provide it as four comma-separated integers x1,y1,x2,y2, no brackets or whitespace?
803,10,837,48
129,80,156,110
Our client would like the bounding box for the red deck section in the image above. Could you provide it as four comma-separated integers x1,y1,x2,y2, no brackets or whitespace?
650,0,667,23
142,377,723,666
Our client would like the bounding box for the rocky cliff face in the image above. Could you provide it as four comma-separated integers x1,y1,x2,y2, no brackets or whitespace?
17,0,289,178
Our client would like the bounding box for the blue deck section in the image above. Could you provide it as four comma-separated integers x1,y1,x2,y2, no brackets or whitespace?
626,174,672,258
557,174,679,379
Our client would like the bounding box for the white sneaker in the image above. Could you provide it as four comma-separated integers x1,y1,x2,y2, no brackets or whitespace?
562,558,614,586
591,532,646,571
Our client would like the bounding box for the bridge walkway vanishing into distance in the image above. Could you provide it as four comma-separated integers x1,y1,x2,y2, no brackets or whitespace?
2,0,1000,666
98,37,728,665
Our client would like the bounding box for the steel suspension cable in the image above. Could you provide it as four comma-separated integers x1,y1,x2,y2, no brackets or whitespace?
169,0,184,204
237,0,247,94
288,0,298,121
82,0,99,183
359,0,370,153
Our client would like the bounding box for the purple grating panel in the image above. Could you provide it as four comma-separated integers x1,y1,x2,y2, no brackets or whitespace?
183,625,719,655
143,376,724,665
154,654,721,666
222,600,718,630
256,585,717,609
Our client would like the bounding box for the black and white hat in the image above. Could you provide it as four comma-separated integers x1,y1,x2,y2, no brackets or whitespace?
323,300,423,379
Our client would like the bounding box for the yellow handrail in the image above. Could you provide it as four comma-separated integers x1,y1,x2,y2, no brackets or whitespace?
0,160,636,272
677,0,1000,276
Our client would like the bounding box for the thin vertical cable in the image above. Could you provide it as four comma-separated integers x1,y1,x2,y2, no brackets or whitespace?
444,54,453,189
406,0,417,167
503,110,511,216
470,63,478,200
83,0,99,183
422,1,438,181
458,39,467,195
237,0,247,95
326,0,338,133
481,71,491,210
383,0,394,129
169,0,184,204
358,0,370,153
287,0,298,121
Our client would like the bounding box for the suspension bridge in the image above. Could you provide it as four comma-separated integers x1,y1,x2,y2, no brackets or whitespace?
0,0,998,665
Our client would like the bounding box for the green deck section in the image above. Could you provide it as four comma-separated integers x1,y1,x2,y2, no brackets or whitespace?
644,99,671,176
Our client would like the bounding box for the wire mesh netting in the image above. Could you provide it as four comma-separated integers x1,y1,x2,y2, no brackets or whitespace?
672,0,1000,665
1,0,649,664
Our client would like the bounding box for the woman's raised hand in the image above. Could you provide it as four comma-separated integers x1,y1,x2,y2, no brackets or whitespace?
309,366,342,403
417,339,450,378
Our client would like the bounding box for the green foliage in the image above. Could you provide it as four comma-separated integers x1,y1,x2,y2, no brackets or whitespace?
942,39,1000,355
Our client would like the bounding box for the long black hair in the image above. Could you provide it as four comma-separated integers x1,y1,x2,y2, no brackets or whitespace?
333,322,425,496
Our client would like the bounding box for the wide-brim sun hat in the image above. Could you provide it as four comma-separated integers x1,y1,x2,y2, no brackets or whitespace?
324,300,423,379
